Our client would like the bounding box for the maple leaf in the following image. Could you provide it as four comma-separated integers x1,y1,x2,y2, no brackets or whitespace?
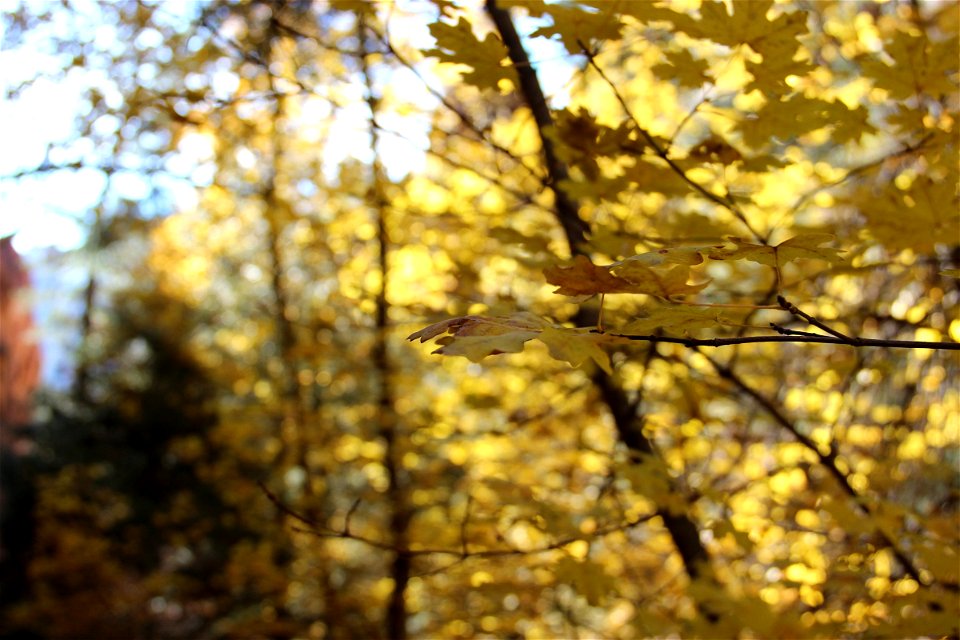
530,3,624,55
647,0,814,98
537,326,621,374
746,53,814,98
622,305,741,336
544,255,641,296
860,30,959,100
622,157,693,196
408,313,548,362
856,174,960,252
426,18,516,92
652,48,710,89
667,1,809,51
544,255,708,299
549,108,607,180
433,332,537,362
610,261,710,298
620,247,706,267
490,227,552,254
737,95,874,149
582,0,676,24
409,314,626,373
708,234,844,268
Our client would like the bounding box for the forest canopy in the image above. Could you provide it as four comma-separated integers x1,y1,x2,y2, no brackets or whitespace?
1,1,958,639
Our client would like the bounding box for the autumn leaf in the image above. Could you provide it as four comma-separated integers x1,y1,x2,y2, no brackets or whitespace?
856,174,960,253
687,136,743,165
737,95,875,149
652,48,710,89
545,255,708,298
426,17,516,92
708,234,843,268
622,305,741,336
408,313,548,362
610,261,710,298
529,3,624,55
490,227,552,254
544,255,643,296
859,29,959,100
409,315,629,373
537,326,620,374
619,247,706,267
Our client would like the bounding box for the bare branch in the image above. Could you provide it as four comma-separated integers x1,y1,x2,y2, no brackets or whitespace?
601,330,960,351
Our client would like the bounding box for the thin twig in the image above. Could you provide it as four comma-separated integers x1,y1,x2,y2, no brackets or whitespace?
769,323,822,337
777,295,858,343
578,42,766,245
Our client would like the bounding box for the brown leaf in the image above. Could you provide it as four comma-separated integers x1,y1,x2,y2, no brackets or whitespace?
544,255,708,298
544,255,641,296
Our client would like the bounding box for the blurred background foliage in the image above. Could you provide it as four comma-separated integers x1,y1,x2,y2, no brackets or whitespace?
0,0,957,638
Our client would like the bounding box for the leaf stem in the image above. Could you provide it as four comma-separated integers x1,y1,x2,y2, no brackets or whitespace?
671,300,781,310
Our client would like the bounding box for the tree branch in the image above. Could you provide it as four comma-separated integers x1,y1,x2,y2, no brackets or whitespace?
599,331,960,351
777,295,857,342
485,0,725,624
486,1,590,254
701,352,958,593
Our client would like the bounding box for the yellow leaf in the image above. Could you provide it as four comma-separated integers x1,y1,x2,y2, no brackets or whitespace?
652,48,710,89
426,18,516,92
708,234,843,268
860,29,959,99
408,313,548,362
622,305,738,336
537,326,620,374
529,4,624,55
